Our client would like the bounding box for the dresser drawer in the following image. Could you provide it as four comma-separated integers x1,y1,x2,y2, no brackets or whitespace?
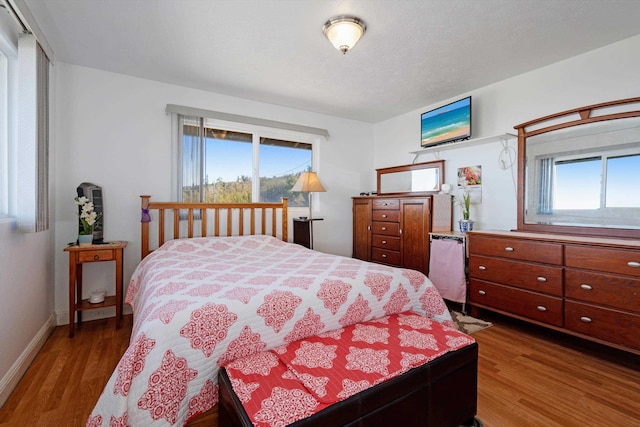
372,199,400,210
371,222,399,236
469,279,563,327
565,300,640,351
78,250,114,263
469,235,562,265
565,245,640,277
469,255,563,296
372,235,400,251
372,210,400,222
371,248,400,266
565,269,640,313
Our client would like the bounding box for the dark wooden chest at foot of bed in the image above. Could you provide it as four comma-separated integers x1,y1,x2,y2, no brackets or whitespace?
218,313,478,427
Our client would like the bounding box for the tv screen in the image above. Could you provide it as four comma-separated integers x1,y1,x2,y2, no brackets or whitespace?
421,96,471,148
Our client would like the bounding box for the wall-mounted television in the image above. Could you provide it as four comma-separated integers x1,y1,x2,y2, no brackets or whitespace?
420,96,471,148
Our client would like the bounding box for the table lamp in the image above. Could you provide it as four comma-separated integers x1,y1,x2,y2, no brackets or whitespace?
291,172,326,220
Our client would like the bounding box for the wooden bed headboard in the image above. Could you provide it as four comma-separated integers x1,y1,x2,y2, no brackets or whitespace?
140,195,288,259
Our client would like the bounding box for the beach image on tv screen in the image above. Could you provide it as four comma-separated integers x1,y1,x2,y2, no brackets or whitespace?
421,97,471,147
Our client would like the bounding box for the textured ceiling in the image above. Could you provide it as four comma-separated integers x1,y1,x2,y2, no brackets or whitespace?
22,0,640,123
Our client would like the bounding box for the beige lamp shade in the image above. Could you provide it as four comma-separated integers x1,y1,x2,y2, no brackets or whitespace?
291,172,327,193
291,172,326,221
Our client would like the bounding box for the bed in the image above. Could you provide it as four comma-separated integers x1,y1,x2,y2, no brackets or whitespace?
86,196,455,427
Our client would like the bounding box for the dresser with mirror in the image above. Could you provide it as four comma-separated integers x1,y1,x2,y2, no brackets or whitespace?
468,97,640,354
352,160,451,275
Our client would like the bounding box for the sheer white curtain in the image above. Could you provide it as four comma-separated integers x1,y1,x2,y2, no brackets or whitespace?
536,157,554,215
17,34,49,232
178,115,203,202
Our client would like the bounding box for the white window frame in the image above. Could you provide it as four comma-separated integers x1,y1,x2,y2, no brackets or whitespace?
0,20,18,219
172,115,324,215
552,144,640,211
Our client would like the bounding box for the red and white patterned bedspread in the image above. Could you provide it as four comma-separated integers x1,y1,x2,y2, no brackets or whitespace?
224,311,475,427
87,235,453,427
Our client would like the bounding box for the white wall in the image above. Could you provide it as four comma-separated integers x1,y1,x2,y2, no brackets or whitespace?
0,220,55,406
373,34,640,231
52,63,374,322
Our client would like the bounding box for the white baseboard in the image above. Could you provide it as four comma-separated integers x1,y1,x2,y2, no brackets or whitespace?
0,313,56,408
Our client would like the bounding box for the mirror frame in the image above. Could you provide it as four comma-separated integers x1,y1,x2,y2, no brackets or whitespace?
515,97,640,239
376,160,444,196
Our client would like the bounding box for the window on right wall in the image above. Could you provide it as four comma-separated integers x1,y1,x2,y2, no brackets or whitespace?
552,152,640,210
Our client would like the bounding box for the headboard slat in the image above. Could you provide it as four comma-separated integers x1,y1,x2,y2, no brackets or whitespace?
140,196,289,259
201,209,207,237
173,210,179,240
159,209,165,247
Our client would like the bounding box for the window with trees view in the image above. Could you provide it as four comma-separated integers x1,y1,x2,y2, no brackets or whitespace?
179,116,314,207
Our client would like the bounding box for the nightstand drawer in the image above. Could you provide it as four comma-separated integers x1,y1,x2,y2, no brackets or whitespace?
79,250,114,263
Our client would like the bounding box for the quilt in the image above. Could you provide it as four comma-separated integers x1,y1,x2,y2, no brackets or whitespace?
224,311,475,427
87,235,453,427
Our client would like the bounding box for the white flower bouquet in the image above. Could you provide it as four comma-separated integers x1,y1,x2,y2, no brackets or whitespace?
75,196,99,235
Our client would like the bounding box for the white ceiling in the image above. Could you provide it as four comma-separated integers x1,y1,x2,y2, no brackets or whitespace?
22,0,640,123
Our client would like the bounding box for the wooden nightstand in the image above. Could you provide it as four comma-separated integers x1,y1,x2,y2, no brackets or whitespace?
293,217,323,249
64,241,128,337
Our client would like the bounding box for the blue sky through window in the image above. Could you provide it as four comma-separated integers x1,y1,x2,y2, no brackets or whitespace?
204,137,311,182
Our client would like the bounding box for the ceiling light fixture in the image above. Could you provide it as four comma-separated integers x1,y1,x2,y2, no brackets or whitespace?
322,16,366,54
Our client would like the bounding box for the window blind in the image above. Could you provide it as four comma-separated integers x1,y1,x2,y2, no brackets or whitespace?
166,104,330,139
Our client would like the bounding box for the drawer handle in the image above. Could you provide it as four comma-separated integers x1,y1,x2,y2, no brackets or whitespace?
478,265,486,271
93,255,99,261
628,261,640,268
382,214,387,218
478,290,486,295
505,247,514,252
381,254,387,258
381,227,387,231
382,240,387,244
536,306,547,312
580,316,592,323
536,277,547,282
580,284,593,290
382,203,388,206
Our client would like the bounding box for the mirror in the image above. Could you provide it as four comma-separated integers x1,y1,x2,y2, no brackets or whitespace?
516,98,640,239
377,160,444,195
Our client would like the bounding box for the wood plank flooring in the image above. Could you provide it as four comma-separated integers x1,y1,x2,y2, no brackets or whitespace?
0,312,638,426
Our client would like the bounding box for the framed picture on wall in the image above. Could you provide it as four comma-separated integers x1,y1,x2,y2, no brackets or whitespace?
458,165,482,203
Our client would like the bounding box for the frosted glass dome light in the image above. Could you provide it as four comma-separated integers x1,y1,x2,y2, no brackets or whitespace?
323,16,367,54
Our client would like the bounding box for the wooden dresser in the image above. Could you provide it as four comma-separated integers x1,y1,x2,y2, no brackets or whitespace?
352,196,431,274
468,230,640,354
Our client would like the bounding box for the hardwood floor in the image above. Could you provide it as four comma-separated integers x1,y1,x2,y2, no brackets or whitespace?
473,312,640,426
0,312,638,426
